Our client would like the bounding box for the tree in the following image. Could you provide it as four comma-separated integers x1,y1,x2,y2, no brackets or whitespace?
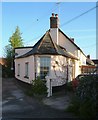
4,45,12,67
4,26,24,77
9,26,24,49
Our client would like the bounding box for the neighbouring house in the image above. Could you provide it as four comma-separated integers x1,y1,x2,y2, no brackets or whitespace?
81,55,96,74
92,59,98,66
14,13,94,86
0,58,7,77
0,58,7,66
92,59,98,73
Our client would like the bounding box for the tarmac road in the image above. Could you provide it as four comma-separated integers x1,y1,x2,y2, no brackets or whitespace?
2,78,76,119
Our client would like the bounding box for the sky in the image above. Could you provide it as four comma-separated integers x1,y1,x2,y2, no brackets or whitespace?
1,1,97,59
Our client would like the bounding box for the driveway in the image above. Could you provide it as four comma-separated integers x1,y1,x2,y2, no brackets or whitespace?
2,78,76,119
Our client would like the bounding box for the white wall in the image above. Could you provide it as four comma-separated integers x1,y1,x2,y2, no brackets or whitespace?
33,55,68,86
15,54,79,86
50,28,58,44
50,55,67,78
49,55,78,86
15,48,32,58
74,50,87,77
78,50,86,65
15,55,35,84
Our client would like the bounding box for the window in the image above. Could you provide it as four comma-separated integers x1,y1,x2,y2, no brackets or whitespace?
25,62,29,78
40,57,50,79
17,64,20,76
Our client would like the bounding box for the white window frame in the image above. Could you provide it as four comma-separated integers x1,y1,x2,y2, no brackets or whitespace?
40,57,51,79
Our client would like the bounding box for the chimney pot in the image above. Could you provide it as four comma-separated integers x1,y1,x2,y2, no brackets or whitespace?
52,13,55,17
70,38,74,42
55,14,58,17
87,55,90,59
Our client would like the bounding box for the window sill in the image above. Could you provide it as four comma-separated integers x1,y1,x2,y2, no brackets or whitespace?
24,76,29,79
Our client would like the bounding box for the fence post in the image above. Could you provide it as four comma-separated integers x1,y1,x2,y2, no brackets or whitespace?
46,76,52,97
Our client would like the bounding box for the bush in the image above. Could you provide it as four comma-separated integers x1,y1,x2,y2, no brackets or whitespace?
66,96,80,115
66,81,73,92
66,75,98,119
31,77,47,96
2,66,14,78
76,75,97,101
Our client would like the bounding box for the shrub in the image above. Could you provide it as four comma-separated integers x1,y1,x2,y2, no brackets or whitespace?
71,79,79,91
2,66,14,78
76,75,97,101
66,96,80,115
31,76,47,95
66,81,73,92
66,75,98,119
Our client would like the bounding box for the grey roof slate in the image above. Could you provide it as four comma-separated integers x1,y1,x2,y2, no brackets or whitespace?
15,31,78,60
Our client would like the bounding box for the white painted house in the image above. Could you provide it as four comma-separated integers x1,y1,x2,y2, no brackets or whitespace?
14,13,94,86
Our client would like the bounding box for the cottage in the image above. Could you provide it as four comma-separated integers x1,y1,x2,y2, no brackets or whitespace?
14,13,94,86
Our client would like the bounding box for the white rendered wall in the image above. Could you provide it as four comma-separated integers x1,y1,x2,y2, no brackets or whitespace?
78,50,86,65
50,28,59,45
15,54,80,86
15,55,35,84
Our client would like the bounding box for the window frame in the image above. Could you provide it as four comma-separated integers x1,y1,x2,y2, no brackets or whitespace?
17,64,20,76
24,62,29,78
40,57,51,79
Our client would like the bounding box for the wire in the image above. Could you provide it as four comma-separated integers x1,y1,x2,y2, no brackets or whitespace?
24,35,42,45
24,23,48,45
60,6,98,27
24,4,97,45
23,3,58,32
23,3,59,45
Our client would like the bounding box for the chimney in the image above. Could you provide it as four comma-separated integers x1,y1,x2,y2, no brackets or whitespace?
87,55,90,59
70,38,74,42
50,13,59,45
50,13,59,28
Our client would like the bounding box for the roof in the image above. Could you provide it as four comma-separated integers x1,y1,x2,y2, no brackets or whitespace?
16,31,78,60
15,46,33,49
58,29,86,57
86,58,95,65
92,59,98,64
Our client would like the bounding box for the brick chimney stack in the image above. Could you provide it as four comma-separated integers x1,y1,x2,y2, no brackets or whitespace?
50,13,59,28
50,13,59,45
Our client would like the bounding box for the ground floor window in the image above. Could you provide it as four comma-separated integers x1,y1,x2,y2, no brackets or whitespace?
17,64,20,76
25,62,29,78
40,57,50,79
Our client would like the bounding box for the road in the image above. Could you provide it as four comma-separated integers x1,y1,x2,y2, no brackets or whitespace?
2,78,75,119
